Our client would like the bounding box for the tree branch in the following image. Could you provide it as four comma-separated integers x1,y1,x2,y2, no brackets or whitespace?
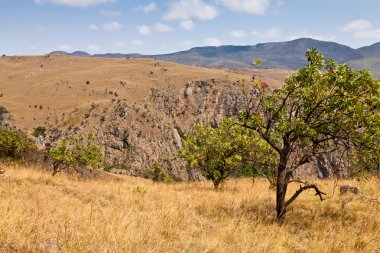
285,183,326,209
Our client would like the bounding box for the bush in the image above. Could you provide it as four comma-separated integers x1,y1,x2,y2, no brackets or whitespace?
48,132,105,175
145,162,174,183
33,126,46,137
0,128,37,160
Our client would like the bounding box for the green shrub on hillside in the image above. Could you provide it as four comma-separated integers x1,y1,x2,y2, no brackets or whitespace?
48,132,105,175
33,126,46,137
0,128,37,160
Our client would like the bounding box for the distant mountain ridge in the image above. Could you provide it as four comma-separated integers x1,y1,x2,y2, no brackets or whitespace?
52,38,380,78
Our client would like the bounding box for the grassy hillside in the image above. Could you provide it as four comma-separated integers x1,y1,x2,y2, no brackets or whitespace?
0,164,379,252
0,55,292,178
0,54,289,130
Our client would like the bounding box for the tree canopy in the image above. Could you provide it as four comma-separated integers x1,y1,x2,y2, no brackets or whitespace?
239,48,380,219
48,132,104,175
179,118,276,189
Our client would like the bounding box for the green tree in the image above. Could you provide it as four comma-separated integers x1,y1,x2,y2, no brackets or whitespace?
0,128,37,160
179,118,275,189
239,49,380,219
48,132,104,175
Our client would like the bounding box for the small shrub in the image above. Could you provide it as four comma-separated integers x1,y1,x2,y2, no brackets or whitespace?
145,162,174,183
48,132,105,175
0,128,37,160
33,126,46,137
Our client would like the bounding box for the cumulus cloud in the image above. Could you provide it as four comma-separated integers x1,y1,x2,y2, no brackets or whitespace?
138,25,152,35
154,23,173,32
143,2,157,13
341,19,373,33
204,37,221,46
341,19,380,39
34,0,116,8
163,0,218,21
230,30,246,38
217,0,270,15
180,20,195,30
102,21,123,31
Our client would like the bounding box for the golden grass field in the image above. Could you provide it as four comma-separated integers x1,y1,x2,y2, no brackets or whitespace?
0,164,379,253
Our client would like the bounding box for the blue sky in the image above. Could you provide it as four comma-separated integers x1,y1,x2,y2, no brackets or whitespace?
1,0,380,55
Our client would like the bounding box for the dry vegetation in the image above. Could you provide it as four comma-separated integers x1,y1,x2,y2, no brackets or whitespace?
0,55,290,130
0,164,379,253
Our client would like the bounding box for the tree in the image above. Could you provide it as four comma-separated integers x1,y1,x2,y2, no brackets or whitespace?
0,128,37,160
239,49,380,219
179,118,275,189
48,133,104,175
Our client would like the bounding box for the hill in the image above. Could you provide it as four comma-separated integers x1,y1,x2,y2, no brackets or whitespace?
55,38,380,78
0,55,292,178
0,164,379,252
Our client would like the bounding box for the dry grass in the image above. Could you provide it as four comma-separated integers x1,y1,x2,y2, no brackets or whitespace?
0,164,379,253
0,55,290,130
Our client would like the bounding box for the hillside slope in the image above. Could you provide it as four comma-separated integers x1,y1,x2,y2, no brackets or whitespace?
0,55,291,178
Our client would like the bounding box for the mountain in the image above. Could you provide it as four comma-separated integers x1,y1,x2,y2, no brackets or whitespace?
53,38,380,78
357,42,380,57
154,38,364,70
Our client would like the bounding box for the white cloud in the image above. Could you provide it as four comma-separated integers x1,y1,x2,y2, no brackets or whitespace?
230,30,246,38
58,44,73,51
100,9,122,17
217,0,270,15
102,21,123,31
341,19,373,33
341,19,380,39
143,2,157,13
89,24,99,30
131,40,144,46
204,37,221,46
86,44,99,51
261,27,281,38
155,23,173,32
34,0,116,8
163,0,218,21
138,25,152,35
180,20,195,30
29,45,37,51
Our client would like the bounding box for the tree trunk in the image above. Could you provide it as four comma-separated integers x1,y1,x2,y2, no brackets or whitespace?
213,180,220,190
276,157,288,220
